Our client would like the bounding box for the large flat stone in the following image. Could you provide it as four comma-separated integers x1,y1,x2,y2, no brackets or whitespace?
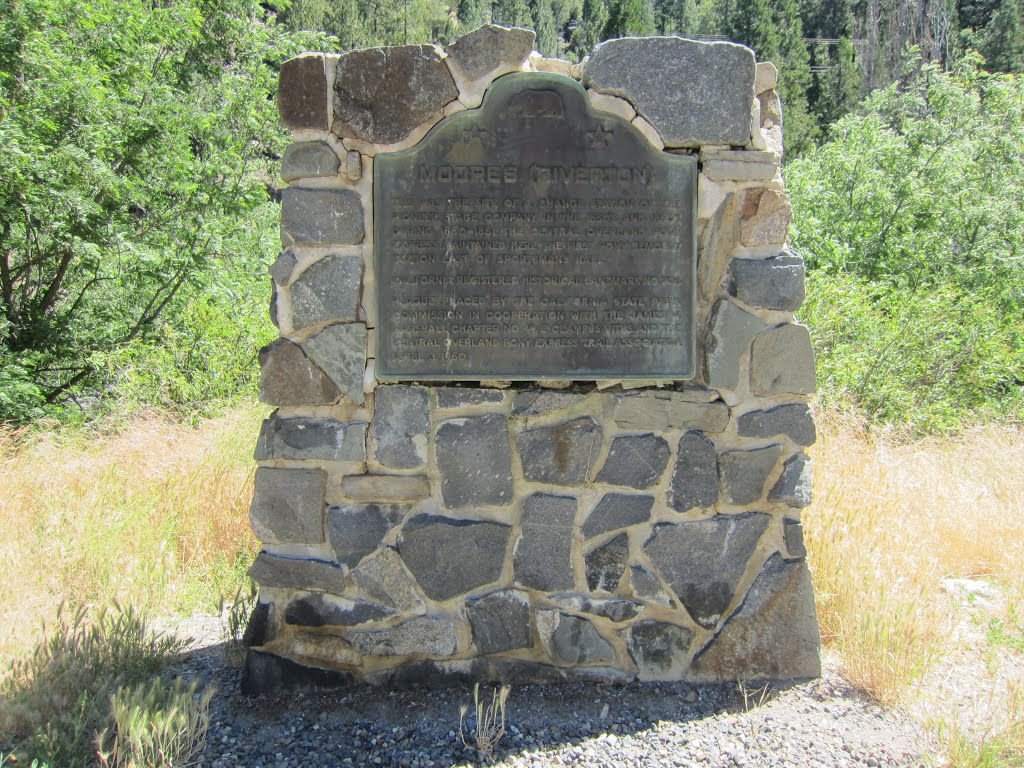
582,37,755,147
290,253,363,330
537,610,616,665
729,253,805,312
514,493,576,592
333,45,457,144
248,552,345,593
511,390,586,416
348,615,458,657
582,493,654,539
281,141,340,182
668,431,719,513
327,503,407,567
255,416,366,461
705,299,770,391
625,620,695,680
737,404,816,446
351,547,424,612
280,188,364,248
644,513,771,628
435,414,514,508
719,444,781,505
285,593,395,627
769,453,813,508
303,323,367,404
258,339,340,406
691,554,821,680
398,514,511,601
466,589,533,654
278,54,329,131
369,386,429,469
547,595,645,622
595,434,670,489
585,533,630,593
611,392,730,433
249,467,326,545
517,417,602,485
750,324,817,395
243,649,354,696
436,387,505,409
446,24,535,80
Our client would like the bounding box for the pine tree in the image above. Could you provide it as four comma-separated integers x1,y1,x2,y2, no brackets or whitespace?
458,0,493,28
569,0,609,55
607,0,656,36
814,36,863,127
726,0,781,59
981,0,1024,71
774,0,817,155
532,0,559,53
493,0,534,26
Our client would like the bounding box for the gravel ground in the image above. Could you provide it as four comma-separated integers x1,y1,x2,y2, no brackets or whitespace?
162,616,935,768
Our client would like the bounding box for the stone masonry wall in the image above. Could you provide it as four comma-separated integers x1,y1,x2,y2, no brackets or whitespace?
244,28,821,694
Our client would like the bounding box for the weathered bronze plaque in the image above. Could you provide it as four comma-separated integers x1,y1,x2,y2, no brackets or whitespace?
375,73,697,379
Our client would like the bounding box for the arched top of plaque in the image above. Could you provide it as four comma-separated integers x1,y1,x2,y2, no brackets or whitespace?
374,72,697,381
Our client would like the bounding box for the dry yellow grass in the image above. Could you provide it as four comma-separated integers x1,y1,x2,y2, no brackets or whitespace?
0,404,264,664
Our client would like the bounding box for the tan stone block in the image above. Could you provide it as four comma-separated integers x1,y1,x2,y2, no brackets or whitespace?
755,62,779,95
632,115,664,150
740,188,792,247
587,89,636,121
342,474,431,501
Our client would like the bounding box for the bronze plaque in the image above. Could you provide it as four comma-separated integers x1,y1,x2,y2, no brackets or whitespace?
374,73,697,380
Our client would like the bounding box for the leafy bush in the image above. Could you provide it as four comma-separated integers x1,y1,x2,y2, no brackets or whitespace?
789,52,1024,431
0,604,189,766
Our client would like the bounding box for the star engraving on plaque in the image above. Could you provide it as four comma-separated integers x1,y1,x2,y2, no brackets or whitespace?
587,125,613,149
461,125,491,143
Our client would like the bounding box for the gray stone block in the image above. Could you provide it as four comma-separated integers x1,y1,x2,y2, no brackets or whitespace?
333,45,458,144
758,90,782,125
737,404,816,446
369,386,429,469
730,253,805,312
303,323,367,404
514,493,576,592
705,299,770,391
625,620,694,680
582,493,654,540
769,453,813,508
668,431,719,513
629,564,673,607
595,434,670,489
342,474,430,501
348,615,458,656
582,37,755,147
269,249,298,285
517,417,602,485
278,54,328,131
249,467,326,545
248,552,345,593
719,444,781,505
351,547,424,612
750,324,817,395
436,387,505,409
548,595,645,623
269,282,280,329
280,188,364,247
243,649,354,696
537,610,616,665
585,533,630,593
466,589,533,654
435,414,514,508
281,141,340,182
644,513,771,627
691,554,821,680
285,593,395,627
258,339,340,406
703,159,776,181
398,515,511,601
327,503,407,567
446,24,536,80
290,254,363,330
611,392,730,433
512,390,586,416
784,518,807,559
255,416,367,461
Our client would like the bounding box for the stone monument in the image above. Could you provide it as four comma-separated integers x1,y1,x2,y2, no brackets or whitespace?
244,28,820,694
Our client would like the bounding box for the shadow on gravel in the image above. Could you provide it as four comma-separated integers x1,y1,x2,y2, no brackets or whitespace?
171,642,801,767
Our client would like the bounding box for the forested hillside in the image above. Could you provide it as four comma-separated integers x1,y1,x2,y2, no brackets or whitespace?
0,0,1020,430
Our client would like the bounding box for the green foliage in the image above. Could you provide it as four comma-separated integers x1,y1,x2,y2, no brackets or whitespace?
0,0,314,424
569,0,610,56
96,678,213,768
606,0,656,37
0,604,188,767
532,0,559,55
790,53,1024,430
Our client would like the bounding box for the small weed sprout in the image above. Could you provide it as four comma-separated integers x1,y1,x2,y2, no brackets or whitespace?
96,677,214,768
219,578,258,666
459,683,510,763
736,678,773,738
